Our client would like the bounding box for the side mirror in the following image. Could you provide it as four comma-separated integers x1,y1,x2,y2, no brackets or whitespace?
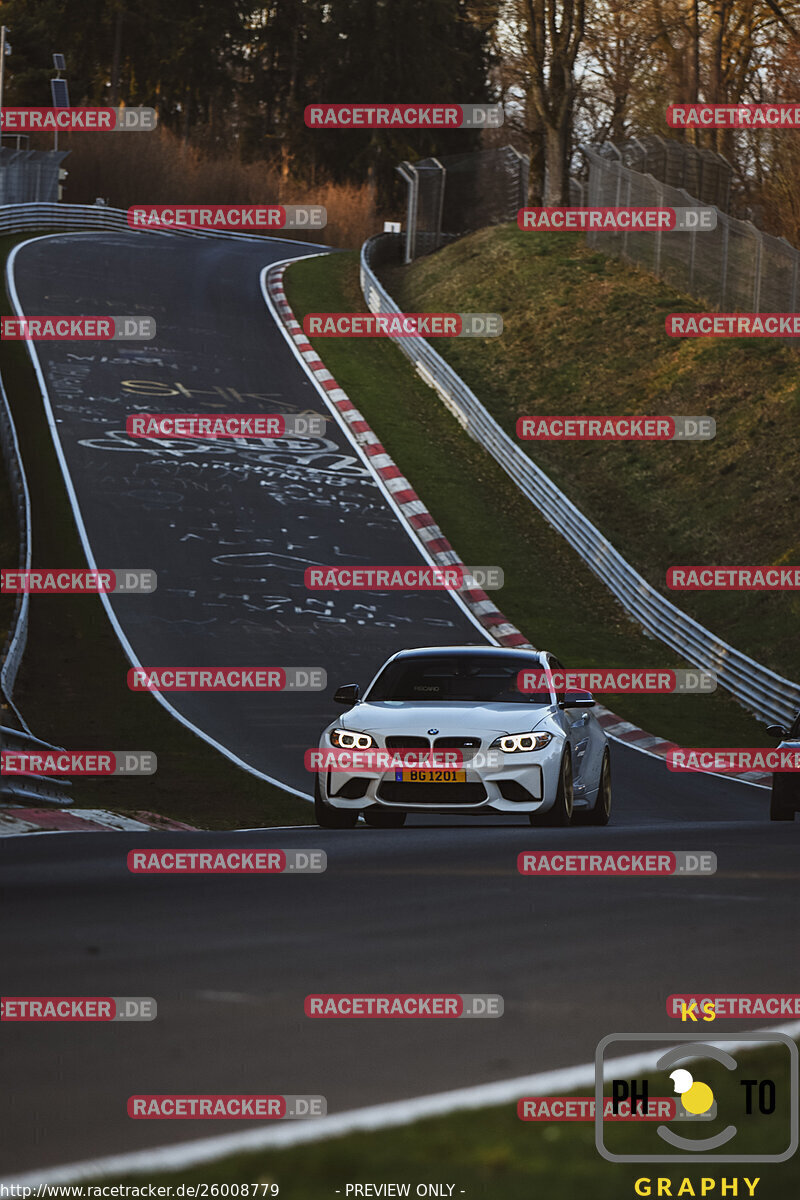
559,690,596,709
333,683,361,706
766,724,788,739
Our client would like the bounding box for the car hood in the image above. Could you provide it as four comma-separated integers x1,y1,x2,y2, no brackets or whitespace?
336,701,555,737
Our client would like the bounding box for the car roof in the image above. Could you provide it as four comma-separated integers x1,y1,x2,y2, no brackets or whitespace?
385,645,546,661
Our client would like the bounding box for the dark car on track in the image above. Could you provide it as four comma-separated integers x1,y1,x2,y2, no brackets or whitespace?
767,710,800,821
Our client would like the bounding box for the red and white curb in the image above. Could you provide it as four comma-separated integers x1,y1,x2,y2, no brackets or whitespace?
265,261,770,790
266,263,526,649
0,808,195,836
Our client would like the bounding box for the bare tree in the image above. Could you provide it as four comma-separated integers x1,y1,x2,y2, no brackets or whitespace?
503,0,586,203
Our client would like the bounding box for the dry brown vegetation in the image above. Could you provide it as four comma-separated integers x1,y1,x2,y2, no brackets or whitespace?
53,127,389,250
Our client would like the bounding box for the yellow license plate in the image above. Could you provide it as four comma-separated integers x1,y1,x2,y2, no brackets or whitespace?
395,769,467,783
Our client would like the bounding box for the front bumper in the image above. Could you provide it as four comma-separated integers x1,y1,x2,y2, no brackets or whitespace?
318,741,564,813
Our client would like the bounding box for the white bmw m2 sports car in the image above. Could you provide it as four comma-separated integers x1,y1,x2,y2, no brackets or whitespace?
314,645,611,828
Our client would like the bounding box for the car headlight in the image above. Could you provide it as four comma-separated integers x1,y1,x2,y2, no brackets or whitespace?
490,732,553,753
330,728,376,750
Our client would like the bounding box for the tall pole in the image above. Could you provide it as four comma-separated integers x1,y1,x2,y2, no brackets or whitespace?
692,0,701,147
0,27,6,151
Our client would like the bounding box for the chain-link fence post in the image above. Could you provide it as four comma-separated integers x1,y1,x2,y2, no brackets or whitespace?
751,225,763,311
653,179,663,276
720,219,729,310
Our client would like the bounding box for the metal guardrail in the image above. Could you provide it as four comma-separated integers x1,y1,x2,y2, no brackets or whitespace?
0,375,30,705
0,202,325,243
360,233,800,727
0,726,72,806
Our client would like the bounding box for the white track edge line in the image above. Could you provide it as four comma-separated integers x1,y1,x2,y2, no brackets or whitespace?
4,1020,798,1185
6,236,322,805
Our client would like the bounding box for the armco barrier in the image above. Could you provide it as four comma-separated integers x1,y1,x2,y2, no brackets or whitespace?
360,233,800,727
0,375,30,704
0,727,73,806
0,202,327,243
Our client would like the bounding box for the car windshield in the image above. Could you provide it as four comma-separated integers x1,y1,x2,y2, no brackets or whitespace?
365,655,552,703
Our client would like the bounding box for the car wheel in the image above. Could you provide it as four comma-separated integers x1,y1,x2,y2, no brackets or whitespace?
770,778,796,822
363,808,407,828
314,777,359,829
530,750,574,827
576,749,611,826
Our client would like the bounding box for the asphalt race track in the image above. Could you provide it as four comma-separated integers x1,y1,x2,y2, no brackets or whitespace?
2,745,799,1175
8,231,485,793
3,232,799,1180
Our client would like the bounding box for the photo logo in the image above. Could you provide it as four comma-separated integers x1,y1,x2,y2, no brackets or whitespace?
595,1032,798,1162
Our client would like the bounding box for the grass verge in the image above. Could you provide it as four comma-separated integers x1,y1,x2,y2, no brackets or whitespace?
65,1041,798,1196
284,252,771,750
0,233,311,828
380,224,800,683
